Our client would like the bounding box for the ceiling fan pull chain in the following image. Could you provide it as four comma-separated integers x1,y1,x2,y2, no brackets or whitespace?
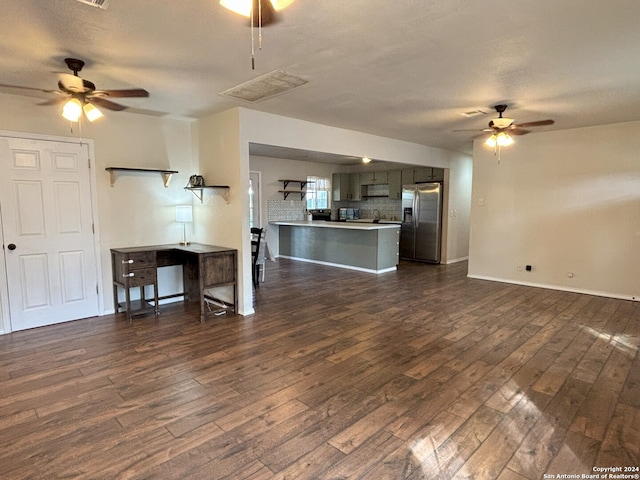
258,0,263,50
250,4,256,69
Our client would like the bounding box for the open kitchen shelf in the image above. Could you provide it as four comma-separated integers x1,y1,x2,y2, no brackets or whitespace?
278,179,314,200
106,167,179,188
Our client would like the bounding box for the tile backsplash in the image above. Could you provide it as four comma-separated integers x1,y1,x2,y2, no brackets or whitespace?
268,200,307,221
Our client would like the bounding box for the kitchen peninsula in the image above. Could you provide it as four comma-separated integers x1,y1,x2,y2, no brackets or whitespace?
271,221,400,274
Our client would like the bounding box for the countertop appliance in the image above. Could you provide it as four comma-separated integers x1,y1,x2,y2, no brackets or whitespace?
309,209,331,221
400,182,442,263
338,208,360,220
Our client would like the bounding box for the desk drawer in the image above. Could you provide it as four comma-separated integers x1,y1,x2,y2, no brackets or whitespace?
126,267,157,287
125,252,156,269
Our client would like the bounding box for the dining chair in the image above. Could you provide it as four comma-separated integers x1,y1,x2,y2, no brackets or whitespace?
250,227,264,288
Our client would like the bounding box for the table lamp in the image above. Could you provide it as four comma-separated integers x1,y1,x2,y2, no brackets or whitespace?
175,205,193,245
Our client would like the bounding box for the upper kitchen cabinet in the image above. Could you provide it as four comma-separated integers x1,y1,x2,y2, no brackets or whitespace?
349,173,361,201
432,168,445,181
360,171,388,185
388,169,402,199
413,167,434,183
403,167,445,184
333,173,361,201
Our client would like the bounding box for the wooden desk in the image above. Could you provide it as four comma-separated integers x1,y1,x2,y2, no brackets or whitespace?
111,243,237,322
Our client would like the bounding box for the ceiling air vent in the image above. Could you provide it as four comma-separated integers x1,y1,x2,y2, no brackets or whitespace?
461,109,487,118
75,0,110,9
220,70,308,103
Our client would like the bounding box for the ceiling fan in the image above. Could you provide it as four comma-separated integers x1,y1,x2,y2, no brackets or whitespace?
458,104,555,148
220,0,295,69
1,58,149,122
220,0,294,26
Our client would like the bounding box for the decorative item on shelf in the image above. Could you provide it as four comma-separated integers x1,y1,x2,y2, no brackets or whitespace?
188,175,205,188
175,205,193,245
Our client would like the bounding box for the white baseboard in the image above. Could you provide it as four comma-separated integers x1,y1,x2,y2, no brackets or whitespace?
278,255,397,274
446,256,469,264
467,274,639,302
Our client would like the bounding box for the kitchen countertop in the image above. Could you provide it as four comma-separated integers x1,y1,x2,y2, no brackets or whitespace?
270,220,400,230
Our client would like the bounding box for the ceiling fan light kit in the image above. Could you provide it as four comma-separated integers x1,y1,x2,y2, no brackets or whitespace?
220,0,294,17
83,102,104,122
61,98,83,122
485,131,514,148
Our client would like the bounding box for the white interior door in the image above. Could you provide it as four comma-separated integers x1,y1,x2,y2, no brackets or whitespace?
0,136,99,331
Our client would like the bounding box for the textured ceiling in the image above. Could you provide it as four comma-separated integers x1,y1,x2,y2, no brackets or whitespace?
0,0,639,154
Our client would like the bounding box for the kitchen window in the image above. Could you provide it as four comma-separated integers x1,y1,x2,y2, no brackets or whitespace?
306,176,330,210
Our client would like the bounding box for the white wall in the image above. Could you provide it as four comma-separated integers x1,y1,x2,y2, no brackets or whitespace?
192,109,251,313
445,153,473,263
0,93,197,320
468,121,640,300
241,109,456,168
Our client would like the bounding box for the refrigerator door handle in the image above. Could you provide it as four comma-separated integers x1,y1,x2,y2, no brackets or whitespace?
413,186,419,228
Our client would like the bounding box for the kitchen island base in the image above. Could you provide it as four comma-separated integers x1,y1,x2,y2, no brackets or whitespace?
274,221,400,274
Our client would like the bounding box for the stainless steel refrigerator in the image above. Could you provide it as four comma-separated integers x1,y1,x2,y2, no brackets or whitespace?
400,182,442,263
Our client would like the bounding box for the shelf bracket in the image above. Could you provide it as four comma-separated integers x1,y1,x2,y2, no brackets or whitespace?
187,188,204,203
185,186,230,204
162,172,174,188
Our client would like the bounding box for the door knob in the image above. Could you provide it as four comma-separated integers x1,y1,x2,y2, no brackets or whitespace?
7,243,16,251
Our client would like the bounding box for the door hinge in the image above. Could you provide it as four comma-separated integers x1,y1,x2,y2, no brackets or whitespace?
92,223,95,234
88,158,91,169
96,284,99,294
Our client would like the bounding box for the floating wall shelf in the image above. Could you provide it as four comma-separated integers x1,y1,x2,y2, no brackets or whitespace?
278,179,314,200
185,185,230,203
105,167,179,188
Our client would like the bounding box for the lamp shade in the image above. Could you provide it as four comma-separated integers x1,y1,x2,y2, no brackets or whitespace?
175,205,193,223
83,102,103,122
485,132,514,148
220,0,294,16
61,98,83,122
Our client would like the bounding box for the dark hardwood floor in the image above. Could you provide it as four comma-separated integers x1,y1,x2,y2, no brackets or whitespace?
1,259,638,479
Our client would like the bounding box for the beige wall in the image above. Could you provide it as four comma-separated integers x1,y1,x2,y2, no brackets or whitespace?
445,153,473,263
468,121,640,300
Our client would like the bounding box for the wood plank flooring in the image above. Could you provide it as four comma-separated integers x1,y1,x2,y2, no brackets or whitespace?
0,259,638,479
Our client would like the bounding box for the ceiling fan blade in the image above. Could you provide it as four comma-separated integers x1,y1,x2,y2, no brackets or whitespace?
453,128,490,132
93,88,149,98
37,97,66,106
513,119,554,128
510,128,530,135
89,97,128,111
0,83,57,94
